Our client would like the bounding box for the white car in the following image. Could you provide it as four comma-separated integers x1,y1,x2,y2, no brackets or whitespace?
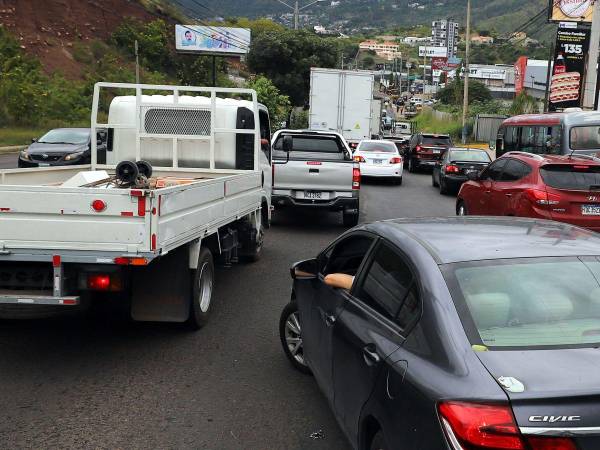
353,140,403,184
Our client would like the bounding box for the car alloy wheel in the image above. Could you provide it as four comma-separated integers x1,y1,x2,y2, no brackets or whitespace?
285,311,305,366
457,201,467,216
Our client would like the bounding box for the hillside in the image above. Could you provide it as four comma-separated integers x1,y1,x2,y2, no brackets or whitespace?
191,0,552,38
0,0,172,78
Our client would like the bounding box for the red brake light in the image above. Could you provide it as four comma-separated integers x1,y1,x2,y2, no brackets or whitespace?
352,166,361,190
416,145,422,152
307,161,322,165
87,274,111,290
445,164,460,173
439,402,524,449
525,188,561,206
573,165,589,170
390,157,402,164
354,155,366,162
91,199,107,212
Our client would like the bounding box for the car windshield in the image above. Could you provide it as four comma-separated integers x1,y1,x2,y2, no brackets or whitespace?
570,125,600,150
358,142,396,153
273,135,346,160
423,136,451,146
37,129,89,145
449,150,491,162
445,258,600,349
540,165,600,190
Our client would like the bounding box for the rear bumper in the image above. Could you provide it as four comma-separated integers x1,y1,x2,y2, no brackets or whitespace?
272,194,359,211
442,174,468,188
361,164,403,177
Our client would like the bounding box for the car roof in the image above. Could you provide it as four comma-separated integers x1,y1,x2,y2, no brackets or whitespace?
360,140,395,144
362,217,600,264
501,152,600,166
448,147,487,152
421,133,450,138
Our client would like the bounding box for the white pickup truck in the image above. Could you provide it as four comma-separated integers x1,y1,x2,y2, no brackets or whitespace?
0,82,272,328
270,129,360,226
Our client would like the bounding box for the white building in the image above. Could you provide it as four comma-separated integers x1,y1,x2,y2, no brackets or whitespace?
359,40,402,60
432,20,459,58
403,36,431,46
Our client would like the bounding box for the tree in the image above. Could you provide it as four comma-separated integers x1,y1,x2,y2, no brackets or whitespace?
438,78,492,106
247,30,342,106
363,56,375,68
246,75,290,128
509,91,539,115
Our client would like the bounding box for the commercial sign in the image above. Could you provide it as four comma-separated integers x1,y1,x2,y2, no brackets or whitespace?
467,67,507,80
175,25,251,55
430,57,448,71
514,56,528,95
549,0,593,23
549,28,590,110
440,56,462,71
418,46,448,57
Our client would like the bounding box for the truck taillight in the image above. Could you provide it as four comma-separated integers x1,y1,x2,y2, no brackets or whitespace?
114,257,148,266
352,166,361,190
87,274,122,291
445,164,460,173
91,199,107,212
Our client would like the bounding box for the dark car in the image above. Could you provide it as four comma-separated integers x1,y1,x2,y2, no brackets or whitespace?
279,217,600,450
456,151,600,231
432,147,491,195
407,133,452,172
18,128,106,168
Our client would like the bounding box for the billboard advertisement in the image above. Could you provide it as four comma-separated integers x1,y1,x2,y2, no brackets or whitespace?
549,28,590,110
418,46,448,57
430,57,448,71
175,25,251,55
514,56,528,95
549,0,593,23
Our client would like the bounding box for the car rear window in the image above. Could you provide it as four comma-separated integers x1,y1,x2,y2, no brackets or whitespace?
445,258,600,349
358,142,397,153
273,135,346,160
422,136,451,146
449,150,491,162
570,125,600,150
540,164,600,190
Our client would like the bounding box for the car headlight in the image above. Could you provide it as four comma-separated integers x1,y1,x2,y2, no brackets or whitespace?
20,150,30,161
65,151,84,161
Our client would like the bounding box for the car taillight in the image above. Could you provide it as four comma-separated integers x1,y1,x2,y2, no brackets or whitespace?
438,402,576,450
390,157,402,164
445,164,460,173
416,145,423,153
354,155,366,162
352,166,361,190
525,188,561,206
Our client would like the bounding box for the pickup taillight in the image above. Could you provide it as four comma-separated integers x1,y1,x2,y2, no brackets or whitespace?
352,165,361,190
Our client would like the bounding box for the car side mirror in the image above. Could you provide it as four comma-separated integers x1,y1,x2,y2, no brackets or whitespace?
31,138,37,143
282,135,293,153
290,258,318,280
466,171,480,181
97,139,103,146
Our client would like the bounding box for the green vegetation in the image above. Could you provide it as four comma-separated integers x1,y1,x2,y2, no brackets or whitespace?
0,127,54,147
246,76,290,127
415,109,464,140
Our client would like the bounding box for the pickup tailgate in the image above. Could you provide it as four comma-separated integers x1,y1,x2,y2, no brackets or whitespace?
273,159,354,193
0,185,150,253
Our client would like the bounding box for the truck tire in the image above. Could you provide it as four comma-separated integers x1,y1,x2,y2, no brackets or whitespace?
241,224,264,263
343,210,359,227
279,301,312,375
187,247,215,330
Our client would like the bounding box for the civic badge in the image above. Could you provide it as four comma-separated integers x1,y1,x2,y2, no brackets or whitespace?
497,376,525,393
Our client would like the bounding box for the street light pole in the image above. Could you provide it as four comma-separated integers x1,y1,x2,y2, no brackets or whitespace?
461,0,471,144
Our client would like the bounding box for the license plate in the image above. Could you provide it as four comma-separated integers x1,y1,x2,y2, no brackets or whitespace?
38,163,50,167
582,204,600,215
304,191,322,199
372,159,383,164
465,169,478,174
432,149,441,154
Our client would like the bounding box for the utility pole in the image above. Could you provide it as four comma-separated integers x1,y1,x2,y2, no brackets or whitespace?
461,0,471,144
274,0,325,30
544,42,554,112
583,1,600,109
294,0,299,30
134,40,140,84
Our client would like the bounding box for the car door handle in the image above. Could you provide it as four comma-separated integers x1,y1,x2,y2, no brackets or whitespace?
324,314,336,327
363,345,381,366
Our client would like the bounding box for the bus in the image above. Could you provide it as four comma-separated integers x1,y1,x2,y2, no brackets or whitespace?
494,111,600,158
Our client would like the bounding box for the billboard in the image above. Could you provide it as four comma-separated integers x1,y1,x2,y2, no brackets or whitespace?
549,28,590,110
467,67,507,80
549,0,593,23
514,56,528,95
430,57,448,71
175,25,251,55
418,46,448,57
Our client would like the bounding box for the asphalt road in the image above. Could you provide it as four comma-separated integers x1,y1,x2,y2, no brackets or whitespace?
0,152,18,169
0,171,455,449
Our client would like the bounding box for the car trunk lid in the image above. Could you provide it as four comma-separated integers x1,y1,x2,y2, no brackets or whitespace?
476,349,600,448
449,160,489,175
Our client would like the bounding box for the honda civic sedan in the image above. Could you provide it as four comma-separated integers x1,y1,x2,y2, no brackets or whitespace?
279,217,600,450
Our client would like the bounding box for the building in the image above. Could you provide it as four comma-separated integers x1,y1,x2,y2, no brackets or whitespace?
448,64,516,100
471,35,494,45
403,36,431,46
359,40,402,60
432,19,459,58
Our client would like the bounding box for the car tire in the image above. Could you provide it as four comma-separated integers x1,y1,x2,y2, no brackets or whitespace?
432,172,439,187
396,176,403,186
439,176,448,195
456,200,468,216
343,210,359,227
370,430,388,450
279,301,312,375
187,247,215,330
408,157,418,173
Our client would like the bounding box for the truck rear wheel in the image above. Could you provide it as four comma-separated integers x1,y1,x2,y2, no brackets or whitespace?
188,247,215,330
241,223,264,263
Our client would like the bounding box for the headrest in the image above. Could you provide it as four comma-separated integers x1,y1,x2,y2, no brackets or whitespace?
465,293,511,330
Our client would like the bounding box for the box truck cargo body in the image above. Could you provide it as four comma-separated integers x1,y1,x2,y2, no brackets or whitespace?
309,68,375,147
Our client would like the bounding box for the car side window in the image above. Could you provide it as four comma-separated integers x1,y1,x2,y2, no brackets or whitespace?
500,159,531,182
320,235,375,278
481,159,507,181
354,242,417,325
504,126,518,152
259,110,271,162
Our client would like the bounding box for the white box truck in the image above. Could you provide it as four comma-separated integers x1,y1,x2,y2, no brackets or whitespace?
0,83,272,329
308,68,375,149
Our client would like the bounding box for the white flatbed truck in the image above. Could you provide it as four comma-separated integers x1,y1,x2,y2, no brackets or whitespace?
0,83,273,328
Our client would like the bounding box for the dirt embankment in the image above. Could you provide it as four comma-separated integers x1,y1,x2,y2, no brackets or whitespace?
0,0,161,78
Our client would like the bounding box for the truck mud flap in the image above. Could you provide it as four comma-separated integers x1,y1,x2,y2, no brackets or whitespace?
131,247,191,323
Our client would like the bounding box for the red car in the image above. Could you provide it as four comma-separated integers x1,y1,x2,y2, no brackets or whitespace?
456,151,600,231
